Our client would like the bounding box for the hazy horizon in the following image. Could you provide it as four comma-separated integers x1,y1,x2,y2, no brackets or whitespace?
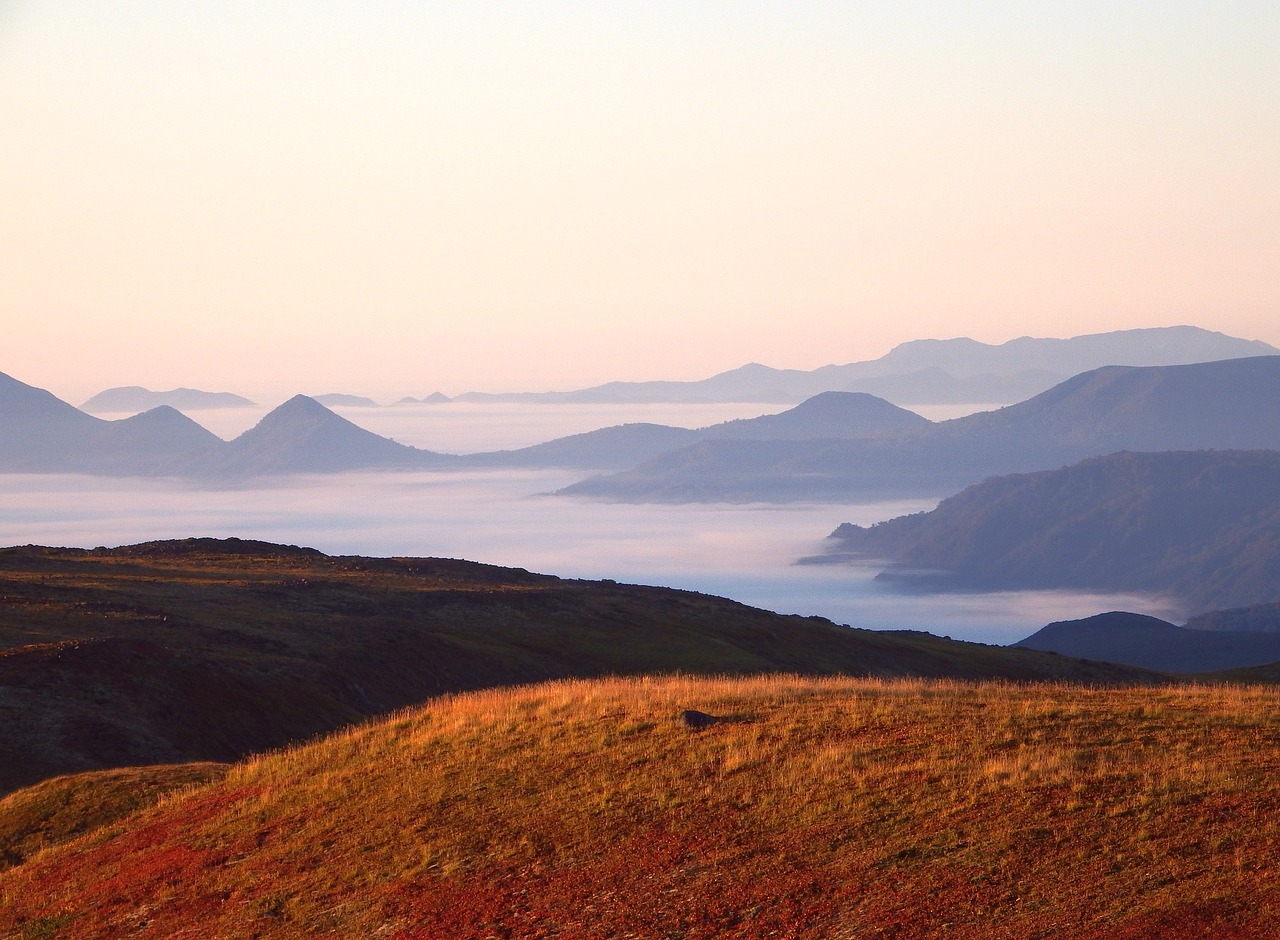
3,4,1277,403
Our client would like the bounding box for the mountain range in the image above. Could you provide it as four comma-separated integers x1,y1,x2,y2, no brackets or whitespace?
814,449,1280,614
0,373,933,478
561,356,1280,501
461,391,930,470
7,332,1280,486
452,326,1276,405
0,373,451,478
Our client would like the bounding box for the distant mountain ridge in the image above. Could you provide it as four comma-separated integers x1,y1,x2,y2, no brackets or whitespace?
81,386,255,412
461,392,930,470
818,449,1280,614
0,372,450,478
561,356,1280,502
453,326,1275,406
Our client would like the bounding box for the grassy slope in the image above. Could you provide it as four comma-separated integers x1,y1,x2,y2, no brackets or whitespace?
0,540,1153,796
3,675,1279,939
0,763,227,871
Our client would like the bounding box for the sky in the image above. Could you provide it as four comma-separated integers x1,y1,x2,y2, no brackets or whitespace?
2,1,1277,403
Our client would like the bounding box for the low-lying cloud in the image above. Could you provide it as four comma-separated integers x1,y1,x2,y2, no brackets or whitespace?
0,468,1180,645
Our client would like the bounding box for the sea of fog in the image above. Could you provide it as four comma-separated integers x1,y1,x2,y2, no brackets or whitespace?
4,401,1181,645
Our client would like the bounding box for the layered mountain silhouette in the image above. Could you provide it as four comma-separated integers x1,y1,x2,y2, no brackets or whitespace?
462,391,930,470
81,387,255,413
561,357,1280,502
1014,612,1280,673
211,395,444,475
0,373,448,478
452,326,1275,406
817,449,1280,614
1,373,225,475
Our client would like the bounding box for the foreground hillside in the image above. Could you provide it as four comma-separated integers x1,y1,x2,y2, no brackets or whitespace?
0,539,1146,796
3,675,1279,939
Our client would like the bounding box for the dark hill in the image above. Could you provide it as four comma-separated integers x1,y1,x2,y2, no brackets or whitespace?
1014,611,1280,673
561,357,1280,502
819,449,1280,613
0,539,1153,797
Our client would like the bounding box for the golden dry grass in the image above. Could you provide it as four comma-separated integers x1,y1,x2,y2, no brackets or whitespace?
4,675,1280,938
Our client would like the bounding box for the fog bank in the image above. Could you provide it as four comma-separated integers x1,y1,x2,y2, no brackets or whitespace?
0,470,1179,645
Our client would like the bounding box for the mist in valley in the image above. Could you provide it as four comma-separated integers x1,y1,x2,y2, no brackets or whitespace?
0,398,1182,647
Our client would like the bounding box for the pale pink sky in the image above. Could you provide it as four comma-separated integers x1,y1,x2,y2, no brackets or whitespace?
2,2,1277,403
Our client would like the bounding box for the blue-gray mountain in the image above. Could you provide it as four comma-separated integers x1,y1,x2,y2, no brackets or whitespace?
818,449,1280,614
452,326,1275,406
81,386,256,412
561,357,1280,502
0,373,451,478
461,391,930,470
1014,612,1280,673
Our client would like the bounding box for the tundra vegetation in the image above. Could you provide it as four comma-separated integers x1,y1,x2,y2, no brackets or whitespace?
3,675,1278,939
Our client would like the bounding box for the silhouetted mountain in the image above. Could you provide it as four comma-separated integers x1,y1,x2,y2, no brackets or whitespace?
463,392,929,470
1,373,219,476
91,407,227,475
215,395,447,476
454,327,1275,405
2,372,456,478
313,393,380,407
1014,612,1280,673
701,391,929,440
0,371,102,471
561,357,1280,502
818,449,1280,613
396,392,451,404
81,387,255,412
867,326,1275,377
